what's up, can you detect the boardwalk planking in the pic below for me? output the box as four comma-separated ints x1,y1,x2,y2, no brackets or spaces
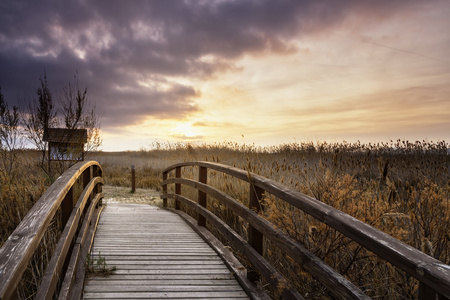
84,203,249,299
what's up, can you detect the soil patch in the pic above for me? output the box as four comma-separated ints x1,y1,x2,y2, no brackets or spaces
102,185,162,206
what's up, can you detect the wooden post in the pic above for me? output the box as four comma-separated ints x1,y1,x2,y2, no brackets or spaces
83,166,91,189
47,142,51,175
131,165,136,193
198,166,207,226
93,165,102,206
419,282,438,300
248,183,264,282
175,167,181,210
83,166,91,205
162,172,168,208
61,187,74,228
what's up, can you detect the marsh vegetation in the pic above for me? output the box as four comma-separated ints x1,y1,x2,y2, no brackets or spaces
1,139,448,299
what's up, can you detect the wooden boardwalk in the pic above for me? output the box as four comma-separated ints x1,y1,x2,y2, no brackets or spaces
84,203,250,299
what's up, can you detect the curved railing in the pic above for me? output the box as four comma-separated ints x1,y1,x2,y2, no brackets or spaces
161,161,450,300
0,160,104,300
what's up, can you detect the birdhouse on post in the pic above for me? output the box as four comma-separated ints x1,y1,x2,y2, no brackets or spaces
43,128,88,166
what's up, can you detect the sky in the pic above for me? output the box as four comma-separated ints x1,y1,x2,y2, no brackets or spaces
0,0,449,151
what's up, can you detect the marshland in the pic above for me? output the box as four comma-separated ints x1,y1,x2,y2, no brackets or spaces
1,139,448,299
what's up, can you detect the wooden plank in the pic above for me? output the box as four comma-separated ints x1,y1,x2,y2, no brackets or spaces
85,279,240,286
87,274,235,280
86,279,240,285
108,269,232,275
92,243,207,248
84,291,248,299
84,203,249,299
86,274,236,281
85,285,244,292
90,250,217,255
98,260,225,266
89,264,230,270
89,255,221,261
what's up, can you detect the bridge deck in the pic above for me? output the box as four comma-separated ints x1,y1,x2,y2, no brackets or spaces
83,203,249,299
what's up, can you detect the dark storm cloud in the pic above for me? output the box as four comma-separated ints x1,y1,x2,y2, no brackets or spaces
0,0,428,128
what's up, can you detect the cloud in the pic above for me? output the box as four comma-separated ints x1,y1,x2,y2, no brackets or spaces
0,0,443,135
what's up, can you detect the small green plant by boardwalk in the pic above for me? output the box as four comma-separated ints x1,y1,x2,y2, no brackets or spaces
86,253,116,278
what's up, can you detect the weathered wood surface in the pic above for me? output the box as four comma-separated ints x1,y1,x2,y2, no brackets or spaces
59,194,104,300
163,179,367,300
84,203,250,299
162,162,450,298
172,209,272,300
36,178,104,300
0,160,102,300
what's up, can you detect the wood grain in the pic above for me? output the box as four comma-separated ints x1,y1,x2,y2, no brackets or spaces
83,203,250,299
0,160,103,300
162,161,450,298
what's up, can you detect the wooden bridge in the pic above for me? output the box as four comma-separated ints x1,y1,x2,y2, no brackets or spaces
0,160,449,299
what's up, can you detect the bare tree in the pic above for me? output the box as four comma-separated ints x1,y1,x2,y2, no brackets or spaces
22,72,58,172
60,72,102,155
0,86,22,176
21,71,102,174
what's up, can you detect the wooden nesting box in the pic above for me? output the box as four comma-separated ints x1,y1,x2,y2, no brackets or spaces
43,128,88,162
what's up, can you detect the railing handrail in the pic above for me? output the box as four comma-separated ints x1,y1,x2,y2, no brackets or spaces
0,160,104,300
161,161,450,299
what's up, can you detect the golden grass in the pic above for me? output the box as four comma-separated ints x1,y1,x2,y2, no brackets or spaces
97,139,448,299
1,140,448,299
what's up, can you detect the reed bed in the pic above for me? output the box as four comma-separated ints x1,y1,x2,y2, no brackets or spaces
92,139,449,299
1,140,448,299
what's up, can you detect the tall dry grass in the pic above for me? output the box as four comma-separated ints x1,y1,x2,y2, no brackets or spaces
2,140,448,299
118,140,448,299
0,150,77,299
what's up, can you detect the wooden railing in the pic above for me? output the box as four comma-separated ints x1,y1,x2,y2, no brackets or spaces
161,161,450,300
0,160,104,300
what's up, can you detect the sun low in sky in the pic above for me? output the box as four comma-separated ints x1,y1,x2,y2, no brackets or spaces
1,0,449,151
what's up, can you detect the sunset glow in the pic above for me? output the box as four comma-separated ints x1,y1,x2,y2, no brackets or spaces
1,1,449,151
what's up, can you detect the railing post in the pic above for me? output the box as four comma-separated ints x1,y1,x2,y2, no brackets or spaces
83,166,91,189
83,166,91,205
419,282,438,300
248,183,264,282
61,187,74,228
131,165,136,193
175,167,181,210
93,165,102,206
198,166,207,226
162,172,168,208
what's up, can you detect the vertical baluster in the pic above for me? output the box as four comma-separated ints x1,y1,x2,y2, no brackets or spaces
175,167,181,210
131,165,136,193
61,187,73,229
198,166,207,226
83,166,91,206
248,183,264,281
419,282,437,300
93,165,102,206
162,172,168,208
